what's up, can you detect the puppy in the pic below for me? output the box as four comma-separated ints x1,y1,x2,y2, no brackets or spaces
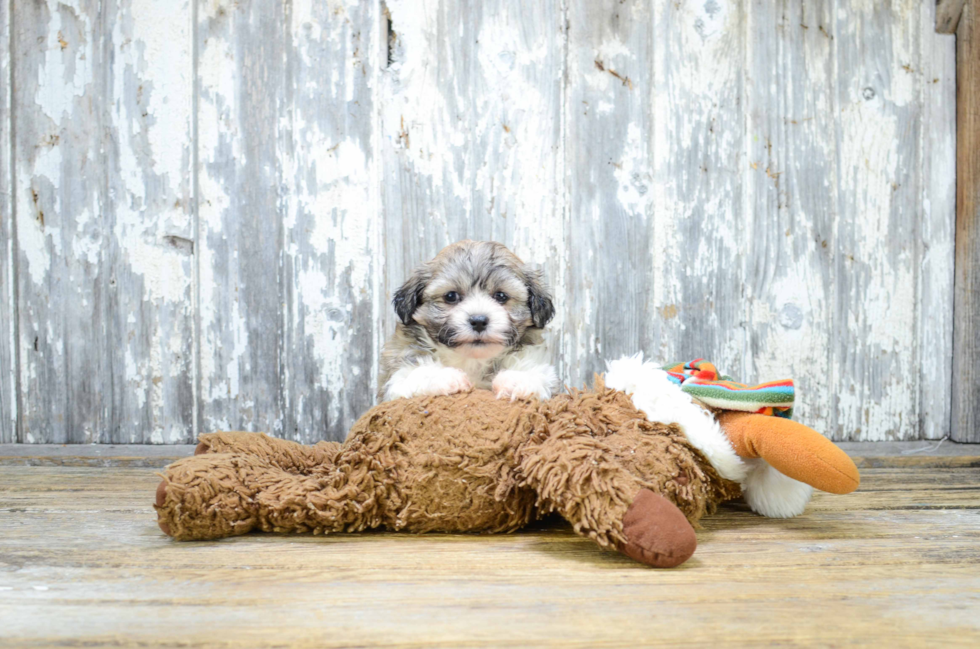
379,240,557,402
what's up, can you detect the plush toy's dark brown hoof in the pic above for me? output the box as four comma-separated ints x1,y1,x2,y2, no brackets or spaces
619,489,697,568
155,480,172,536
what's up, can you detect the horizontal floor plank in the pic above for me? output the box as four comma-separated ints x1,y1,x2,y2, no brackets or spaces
0,466,978,647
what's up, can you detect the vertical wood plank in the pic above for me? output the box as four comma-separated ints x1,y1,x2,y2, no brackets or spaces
918,0,956,439
742,0,837,433
562,0,655,385
380,0,566,370
952,2,980,442
13,0,108,443
0,0,14,443
103,0,195,443
648,0,747,378
196,0,285,435
279,0,381,442
832,0,922,441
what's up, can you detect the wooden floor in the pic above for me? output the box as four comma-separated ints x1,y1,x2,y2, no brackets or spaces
1,458,979,647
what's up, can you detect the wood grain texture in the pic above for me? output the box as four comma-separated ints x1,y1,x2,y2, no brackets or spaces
563,0,656,381
0,0,964,444
0,444,196,467
833,0,926,441
12,1,197,444
196,0,286,437
936,0,967,33
953,2,980,443
197,0,382,443
279,0,381,442
918,0,957,439
13,0,109,443
1,465,978,647
1,0,14,444
743,0,837,433
380,0,567,370
563,0,752,388
103,1,196,443
649,0,748,380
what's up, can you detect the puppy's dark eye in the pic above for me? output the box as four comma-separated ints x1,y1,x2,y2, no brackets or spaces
492,291,508,304
444,291,460,304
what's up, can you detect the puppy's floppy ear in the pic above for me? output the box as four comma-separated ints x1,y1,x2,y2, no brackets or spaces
393,269,428,325
524,267,555,328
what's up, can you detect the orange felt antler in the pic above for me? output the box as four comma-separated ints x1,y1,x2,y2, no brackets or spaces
716,412,860,494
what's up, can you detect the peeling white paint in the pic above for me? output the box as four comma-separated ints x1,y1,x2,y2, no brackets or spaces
302,141,373,290
613,123,652,218
34,3,91,122
16,211,52,285
1,0,13,443
3,0,958,444
103,0,195,442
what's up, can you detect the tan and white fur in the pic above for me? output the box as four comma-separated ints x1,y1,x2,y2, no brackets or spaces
380,240,557,403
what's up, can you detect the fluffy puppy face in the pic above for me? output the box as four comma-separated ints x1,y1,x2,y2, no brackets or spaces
393,241,554,361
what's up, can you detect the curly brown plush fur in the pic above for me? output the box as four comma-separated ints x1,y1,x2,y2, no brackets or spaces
155,378,741,567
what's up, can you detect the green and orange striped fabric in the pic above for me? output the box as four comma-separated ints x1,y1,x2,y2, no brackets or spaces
662,359,794,419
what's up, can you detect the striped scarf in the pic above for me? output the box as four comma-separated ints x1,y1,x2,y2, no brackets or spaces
662,359,794,419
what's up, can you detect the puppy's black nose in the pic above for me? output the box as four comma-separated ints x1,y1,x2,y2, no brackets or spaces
469,315,489,332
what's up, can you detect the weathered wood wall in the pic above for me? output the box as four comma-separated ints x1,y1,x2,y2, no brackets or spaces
952,0,980,443
1,0,12,445
0,0,958,444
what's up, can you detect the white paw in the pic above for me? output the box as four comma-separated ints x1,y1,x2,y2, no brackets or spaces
385,365,473,400
492,370,553,401
420,367,474,396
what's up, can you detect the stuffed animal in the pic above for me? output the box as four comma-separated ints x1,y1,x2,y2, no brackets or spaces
154,356,859,568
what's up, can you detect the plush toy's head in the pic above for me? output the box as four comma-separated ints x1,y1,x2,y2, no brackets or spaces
604,354,858,518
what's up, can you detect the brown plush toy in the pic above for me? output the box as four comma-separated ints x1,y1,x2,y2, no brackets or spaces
155,357,859,568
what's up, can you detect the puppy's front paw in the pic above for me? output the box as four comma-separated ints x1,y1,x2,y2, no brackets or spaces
493,370,552,401
385,364,474,400
421,366,474,396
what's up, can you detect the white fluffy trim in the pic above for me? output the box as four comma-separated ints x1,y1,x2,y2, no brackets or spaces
740,459,814,518
605,353,815,519
605,354,748,483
